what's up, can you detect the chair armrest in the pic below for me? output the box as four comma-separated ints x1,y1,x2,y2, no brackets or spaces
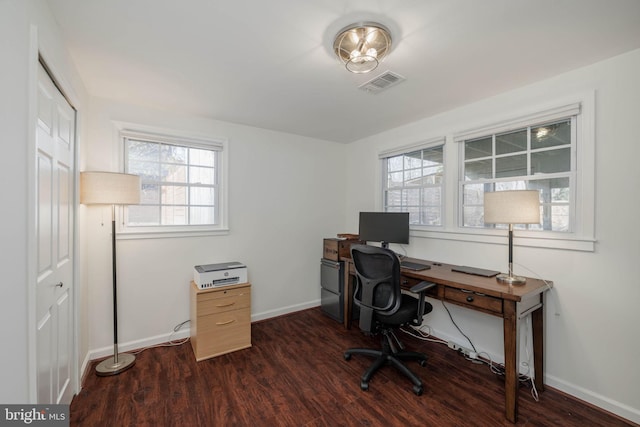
410,281,436,294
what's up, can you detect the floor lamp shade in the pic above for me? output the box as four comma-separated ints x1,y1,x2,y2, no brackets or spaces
80,171,140,375
80,171,140,205
483,190,540,285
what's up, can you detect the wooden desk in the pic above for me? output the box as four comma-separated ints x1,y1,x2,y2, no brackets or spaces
342,257,552,423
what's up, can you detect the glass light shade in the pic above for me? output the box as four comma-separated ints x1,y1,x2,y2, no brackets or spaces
484,190,540,225
80,171,141,205
333,22,392,74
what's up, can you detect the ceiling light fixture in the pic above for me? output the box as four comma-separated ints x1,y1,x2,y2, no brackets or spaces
333,22,392,74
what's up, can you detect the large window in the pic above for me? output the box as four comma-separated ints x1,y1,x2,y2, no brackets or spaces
382,141,444,226
122,130,225,232
459,108,578,232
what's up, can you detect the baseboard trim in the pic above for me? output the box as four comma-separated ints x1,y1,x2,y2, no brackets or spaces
544,374,640,425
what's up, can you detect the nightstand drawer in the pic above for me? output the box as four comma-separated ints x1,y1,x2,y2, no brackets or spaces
444,287,502,315
197,289,250,316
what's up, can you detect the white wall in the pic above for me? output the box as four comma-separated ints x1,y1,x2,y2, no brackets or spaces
82,98,347,361
345,49,640,423
0,0,88,403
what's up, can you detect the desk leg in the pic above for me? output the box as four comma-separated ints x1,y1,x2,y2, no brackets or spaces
531,303,545,392
503,300,519,423
343,263,353,329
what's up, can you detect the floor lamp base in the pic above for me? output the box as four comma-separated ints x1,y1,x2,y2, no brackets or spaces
496,273,527,285
95,353,136,376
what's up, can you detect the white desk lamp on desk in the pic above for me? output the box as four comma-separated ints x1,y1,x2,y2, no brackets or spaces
483,190,540,285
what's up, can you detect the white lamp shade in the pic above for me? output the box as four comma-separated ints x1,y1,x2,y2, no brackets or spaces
80,171,141,205
483,190,540,225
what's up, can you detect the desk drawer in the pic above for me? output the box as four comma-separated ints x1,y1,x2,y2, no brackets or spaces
444,287,502,315
197,288,251,316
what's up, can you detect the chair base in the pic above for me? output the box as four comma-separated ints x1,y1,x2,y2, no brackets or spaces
344,331,427,396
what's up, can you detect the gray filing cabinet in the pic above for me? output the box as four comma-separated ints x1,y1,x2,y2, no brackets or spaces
320,259,344,322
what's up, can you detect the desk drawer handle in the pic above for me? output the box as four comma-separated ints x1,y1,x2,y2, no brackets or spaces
466,296,474,303
216,302,236,307
216,319,236,326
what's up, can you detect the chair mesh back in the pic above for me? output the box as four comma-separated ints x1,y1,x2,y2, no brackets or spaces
351,245,402,333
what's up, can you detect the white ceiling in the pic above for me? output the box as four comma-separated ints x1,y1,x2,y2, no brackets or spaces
46,0,640,143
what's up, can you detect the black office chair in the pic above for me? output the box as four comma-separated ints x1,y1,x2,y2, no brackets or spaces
344,245,435,395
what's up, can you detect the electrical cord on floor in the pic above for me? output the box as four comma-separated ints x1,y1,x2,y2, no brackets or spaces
131,320,191,356
441,300,478,353
400,324,449,346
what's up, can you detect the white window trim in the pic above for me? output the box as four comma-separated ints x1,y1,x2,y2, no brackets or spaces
113,121,230,240
377,92,596,252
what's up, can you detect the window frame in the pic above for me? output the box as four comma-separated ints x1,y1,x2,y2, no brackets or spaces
386,93,595,252
380,137,446,228
117,125,229,239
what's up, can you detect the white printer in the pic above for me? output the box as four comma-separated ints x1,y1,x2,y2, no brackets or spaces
193,261,248,290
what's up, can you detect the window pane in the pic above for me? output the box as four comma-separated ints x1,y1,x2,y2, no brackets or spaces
162,185,187,204
129,160,160,181
465,137,492,160
532,120,570,149
190,187,215,205
190,148,216,167
190,207,215,225
550,205,570,231
463,206,485,227
403,188,420,206
387,172,403,188
421,207,441,226
162,164,187,183
404,168,422,184
496,154,526,178
463,183,487,205
128,205,159,226
161,206,187,225
404,151,423,169
387,156,403,172
496,130,526,155
531,148,570,174
161,144,187,163
465,159,492,180
128,140,159,161
140,183,159,204
385,189,402,207
189,166,215,185
422,187,441,207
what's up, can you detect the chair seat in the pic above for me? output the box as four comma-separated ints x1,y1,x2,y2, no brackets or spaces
375,294,431,326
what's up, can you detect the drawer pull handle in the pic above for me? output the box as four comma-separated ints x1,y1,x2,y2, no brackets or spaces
216,302,236,307
216,319,235,326
466,296,474,303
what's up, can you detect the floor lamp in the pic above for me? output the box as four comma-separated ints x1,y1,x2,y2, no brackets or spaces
483,190,540,285
80,171,141,375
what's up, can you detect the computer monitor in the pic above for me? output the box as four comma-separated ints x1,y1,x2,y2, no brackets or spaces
358,212,410,248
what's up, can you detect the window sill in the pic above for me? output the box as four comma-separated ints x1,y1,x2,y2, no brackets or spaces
117,227,230,240
411,227,595,252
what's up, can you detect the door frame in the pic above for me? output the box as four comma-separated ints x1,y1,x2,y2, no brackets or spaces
27,25,82,403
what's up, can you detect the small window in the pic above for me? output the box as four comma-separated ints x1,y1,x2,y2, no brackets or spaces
122,130,226,233
382,143,444,226
460,118,574,232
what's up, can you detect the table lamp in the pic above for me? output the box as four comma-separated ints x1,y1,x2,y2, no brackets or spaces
81,171,140,375
483,190,540,285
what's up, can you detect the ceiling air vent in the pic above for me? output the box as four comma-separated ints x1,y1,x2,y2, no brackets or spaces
358,71,406,94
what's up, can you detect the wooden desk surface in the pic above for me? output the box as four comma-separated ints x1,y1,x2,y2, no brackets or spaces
397,258,552,302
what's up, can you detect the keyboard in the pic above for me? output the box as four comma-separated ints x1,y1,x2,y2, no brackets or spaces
451,265,500,277
400,261,431,271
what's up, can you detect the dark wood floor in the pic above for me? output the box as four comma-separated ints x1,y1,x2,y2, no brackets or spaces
71,308,635,427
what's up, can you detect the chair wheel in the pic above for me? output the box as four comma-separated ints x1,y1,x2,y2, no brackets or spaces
344,353,351,361
413,385,423,396
360,381,369,391
419,359,427,367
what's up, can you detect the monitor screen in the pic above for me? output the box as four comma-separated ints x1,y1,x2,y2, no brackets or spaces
358,212,410,248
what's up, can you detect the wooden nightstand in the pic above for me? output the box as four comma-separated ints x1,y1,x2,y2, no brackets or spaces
190,281,251,361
